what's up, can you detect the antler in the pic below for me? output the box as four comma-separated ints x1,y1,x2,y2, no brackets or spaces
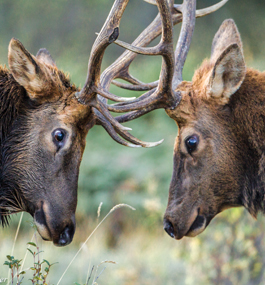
105,0,228,123
75,0,164,148
76,0,228,146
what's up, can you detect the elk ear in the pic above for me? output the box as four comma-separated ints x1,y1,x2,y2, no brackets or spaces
36,48,56,67
8,38,47,99
211,19,243,63
207,43,246,102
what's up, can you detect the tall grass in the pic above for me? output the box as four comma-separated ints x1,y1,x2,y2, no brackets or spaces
3,204,135,285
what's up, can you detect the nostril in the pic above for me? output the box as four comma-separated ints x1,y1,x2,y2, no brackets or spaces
57,225,74,247
164,219,175,239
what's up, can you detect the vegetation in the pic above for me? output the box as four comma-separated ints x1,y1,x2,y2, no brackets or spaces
1,0,265,284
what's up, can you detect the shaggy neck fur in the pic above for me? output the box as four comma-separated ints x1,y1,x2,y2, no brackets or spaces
229,68,265,216
0,66,26,225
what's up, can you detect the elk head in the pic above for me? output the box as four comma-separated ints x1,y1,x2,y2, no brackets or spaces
1,0,162,246
93,0,235,240
163,19,246,239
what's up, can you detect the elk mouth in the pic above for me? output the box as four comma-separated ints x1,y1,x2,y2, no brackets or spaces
34,203,52,241
164,207,207,240
185,214,206,237
33,202,75,247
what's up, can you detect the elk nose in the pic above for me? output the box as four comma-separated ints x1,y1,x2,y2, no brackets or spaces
57,225,75,247
163,218,175,239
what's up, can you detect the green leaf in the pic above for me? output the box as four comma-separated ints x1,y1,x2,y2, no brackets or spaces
50,262,59,266
43,259,50,266
6,255,13,261
27,242,37,247
4,261,11,265
27,248,34,255
3,262,11,269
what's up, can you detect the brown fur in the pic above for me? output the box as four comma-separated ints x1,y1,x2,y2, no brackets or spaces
163,19,265,240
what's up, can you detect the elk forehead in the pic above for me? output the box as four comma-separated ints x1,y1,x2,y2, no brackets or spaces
33,64,91,125
166,81,196,125
57,94,92,126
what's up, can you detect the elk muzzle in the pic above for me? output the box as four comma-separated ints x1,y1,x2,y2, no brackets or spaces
34,201,76,246
163,204,209,240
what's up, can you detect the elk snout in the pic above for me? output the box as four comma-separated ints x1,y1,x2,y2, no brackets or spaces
163,207,207,239
163,219,175,238
57,223,75,247
34,202,76,246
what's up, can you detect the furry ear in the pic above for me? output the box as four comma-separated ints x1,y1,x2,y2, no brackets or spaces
36,48,56,67
207,43,245,102
8,38,49,100
211,19,243,63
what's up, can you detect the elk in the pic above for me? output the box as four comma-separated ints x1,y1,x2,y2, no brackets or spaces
0,2,167,247
97,0,265,240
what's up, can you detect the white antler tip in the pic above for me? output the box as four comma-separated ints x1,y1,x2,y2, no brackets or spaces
143,0,157,5
128,144,142,148
120,96,136,102
122,126,132,131
145,138,164,148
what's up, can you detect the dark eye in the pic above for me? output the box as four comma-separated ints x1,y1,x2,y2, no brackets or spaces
54,129,65,142
185,135,199,154
52,129,67,150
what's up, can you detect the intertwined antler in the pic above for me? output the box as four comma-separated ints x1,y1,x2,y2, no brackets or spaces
77,0,228,147
107,0,228,123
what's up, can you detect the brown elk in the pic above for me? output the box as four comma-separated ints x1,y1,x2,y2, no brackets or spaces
0,1,167,246
98,0,264,240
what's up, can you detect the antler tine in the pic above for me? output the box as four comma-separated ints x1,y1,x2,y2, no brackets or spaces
172,0,229,88
76,0,136,104
94,106,163,147
173,0,196,88
191,0,229,18
112,80,158,91
93,108,141,148
115,105,158,124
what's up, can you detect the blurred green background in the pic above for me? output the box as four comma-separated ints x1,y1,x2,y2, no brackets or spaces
1,0,265,284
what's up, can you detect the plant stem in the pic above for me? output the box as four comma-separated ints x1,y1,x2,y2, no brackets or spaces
56,204,135,285
7,212,24,285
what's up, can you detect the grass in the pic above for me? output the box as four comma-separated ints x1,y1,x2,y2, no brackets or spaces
2,205,265,285
1,204,136,285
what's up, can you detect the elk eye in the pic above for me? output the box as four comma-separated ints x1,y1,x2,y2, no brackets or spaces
52,129,66,149
54,130,64,142
185,135,199,154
